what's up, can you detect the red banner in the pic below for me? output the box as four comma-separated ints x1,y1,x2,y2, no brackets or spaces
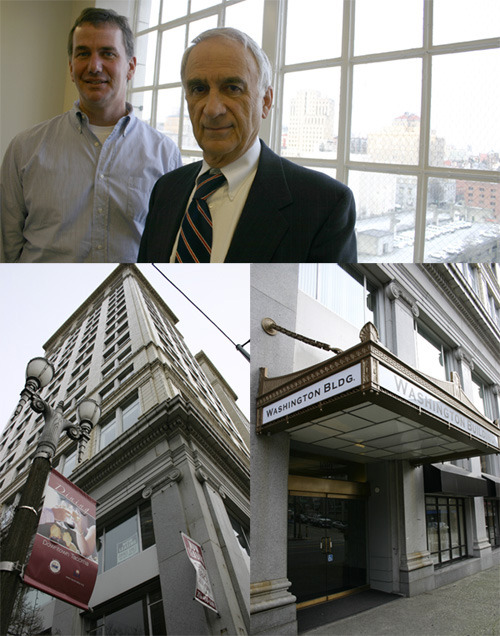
23,469,98,610
181,532,218,613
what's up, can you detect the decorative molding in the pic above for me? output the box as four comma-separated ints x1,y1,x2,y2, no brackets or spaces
385,280,419,317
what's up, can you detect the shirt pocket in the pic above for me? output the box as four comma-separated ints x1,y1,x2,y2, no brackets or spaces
126,177,149,222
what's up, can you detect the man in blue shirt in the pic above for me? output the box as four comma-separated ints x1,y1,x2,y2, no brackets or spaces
0,8,181,263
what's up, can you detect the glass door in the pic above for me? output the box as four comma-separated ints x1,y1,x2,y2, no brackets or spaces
287,494,366,605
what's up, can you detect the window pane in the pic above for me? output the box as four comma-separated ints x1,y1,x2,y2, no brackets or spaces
430,50,500,168
285,0,343,64
191,0,218,12
438,507,451,561
122,398,140,432
157,87,183,145
149,597,167,635
100,417,117,449
349,171,417,262
282,68,340,159
471,376,485,415
159,26,186,85
424,178,500,262
298,264,374,330
104,512,139,571
131,89,153,126
188,15,219,42
433,0,500,45
415,326,446,381
162,0,188,23
137,0,160,29
133,31,157,88
105,600,145,635
354,0,423,55
139,500,156,550
225,0,264,46
352,59,422,164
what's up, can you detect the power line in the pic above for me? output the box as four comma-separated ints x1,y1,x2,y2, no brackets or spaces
151,264,250,362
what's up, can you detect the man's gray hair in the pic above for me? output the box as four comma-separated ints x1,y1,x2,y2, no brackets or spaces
180,27,273,96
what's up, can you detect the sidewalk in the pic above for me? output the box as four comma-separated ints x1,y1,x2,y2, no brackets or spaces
301,564,500,635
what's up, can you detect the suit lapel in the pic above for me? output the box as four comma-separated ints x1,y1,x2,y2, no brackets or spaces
225,142,293,262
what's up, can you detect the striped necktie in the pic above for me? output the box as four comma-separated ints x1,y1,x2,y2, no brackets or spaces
175,170,227,263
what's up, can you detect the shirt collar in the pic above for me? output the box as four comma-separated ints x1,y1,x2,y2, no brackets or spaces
200,137,261,200
72,101,135,136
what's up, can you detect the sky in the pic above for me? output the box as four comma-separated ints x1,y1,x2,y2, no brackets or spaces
0,264,250,433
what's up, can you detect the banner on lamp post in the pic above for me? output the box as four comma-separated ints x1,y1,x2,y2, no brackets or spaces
181,532,218,613
23,469,98,610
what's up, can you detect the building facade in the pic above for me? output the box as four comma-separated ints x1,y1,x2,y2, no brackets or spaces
0,265,250,635
251,263,500,635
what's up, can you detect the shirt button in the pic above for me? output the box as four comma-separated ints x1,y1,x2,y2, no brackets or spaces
100,174,105,180
97,245,103,250
94,141,100,147
97,208,103,214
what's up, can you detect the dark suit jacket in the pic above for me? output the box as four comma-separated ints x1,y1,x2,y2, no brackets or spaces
138,140,357,262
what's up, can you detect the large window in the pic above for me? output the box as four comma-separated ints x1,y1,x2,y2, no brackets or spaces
97,500,155,573
132,0,499,262
425,495,467,565
484,499,500,548
299,264,375,330
98,394,140,451
414,324,448,382
87,583,166,635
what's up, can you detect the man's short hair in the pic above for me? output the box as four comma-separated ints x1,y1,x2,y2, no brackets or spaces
68,7,135,59
180,27,273,96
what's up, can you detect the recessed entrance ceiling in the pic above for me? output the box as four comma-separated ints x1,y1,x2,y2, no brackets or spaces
288,400,473,463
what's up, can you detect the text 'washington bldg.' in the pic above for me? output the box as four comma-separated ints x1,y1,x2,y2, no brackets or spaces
0,265,250,635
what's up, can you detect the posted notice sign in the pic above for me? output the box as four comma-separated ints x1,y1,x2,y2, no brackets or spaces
181,532,218,613
23,469,98,610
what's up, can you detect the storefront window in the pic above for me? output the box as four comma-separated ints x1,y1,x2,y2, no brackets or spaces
484,499,500,548
426,495,467,565
97,500,155,573
87,585,166,635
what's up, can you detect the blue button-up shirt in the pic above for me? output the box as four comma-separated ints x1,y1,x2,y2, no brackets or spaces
0,103,182,262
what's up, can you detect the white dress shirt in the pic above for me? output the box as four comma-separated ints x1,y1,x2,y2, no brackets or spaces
170,137,261,263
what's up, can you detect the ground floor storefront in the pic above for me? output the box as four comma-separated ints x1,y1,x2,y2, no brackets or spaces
252,323,500,634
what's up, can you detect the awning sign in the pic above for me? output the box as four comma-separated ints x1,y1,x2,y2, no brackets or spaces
181,532,218,613
379,365,499,448
262,363,362,424
23,469,98,610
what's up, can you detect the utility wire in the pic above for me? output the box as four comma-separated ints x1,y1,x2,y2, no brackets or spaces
152,264,250,362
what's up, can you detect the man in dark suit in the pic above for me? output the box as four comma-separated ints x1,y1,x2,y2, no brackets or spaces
138,27,357,263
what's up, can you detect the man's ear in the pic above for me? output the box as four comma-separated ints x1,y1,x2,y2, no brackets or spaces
69,58,75,83
127,56,137,81
262,86,273,119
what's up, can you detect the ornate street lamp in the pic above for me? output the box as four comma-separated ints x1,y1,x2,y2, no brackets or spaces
0,358,100,635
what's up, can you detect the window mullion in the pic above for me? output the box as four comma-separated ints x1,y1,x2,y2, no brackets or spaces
262,0,285,151
336,0,355,185
413,0,434,263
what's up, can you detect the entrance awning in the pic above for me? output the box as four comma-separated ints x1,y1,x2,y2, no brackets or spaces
257,323,499,465
483,473,500,497
424,463,488,497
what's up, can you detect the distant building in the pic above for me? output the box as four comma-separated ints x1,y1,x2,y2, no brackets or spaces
287,90,335,154
0,265,250,635
367,113,445,165
456,181,500,222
